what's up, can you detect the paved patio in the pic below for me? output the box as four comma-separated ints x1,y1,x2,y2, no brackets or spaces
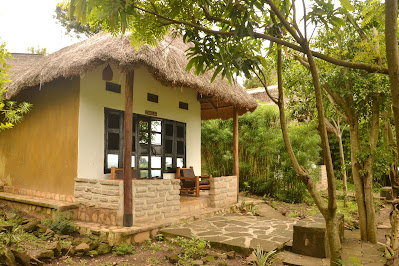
161,199,386,265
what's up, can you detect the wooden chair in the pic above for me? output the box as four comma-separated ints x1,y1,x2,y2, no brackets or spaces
176,166,212,197
110,167,138,180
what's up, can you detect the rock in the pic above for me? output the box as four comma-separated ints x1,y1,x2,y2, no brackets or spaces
11,249,31,266
72,237,92,246
61,242,72,255
0,247,16,266
5,212,17,220
246,251,257,264
96,243,111,255
165,254,179,263
58,234,70,239
22,219,40,232
204,255,216,262
43,228,55,238
75,243,90,253
193,259,204,265
86,250,99,257
90,240,100,250
48,241,62,257
36,224,48,233
36,250,54,261
227,251,236,259
0,225,13,232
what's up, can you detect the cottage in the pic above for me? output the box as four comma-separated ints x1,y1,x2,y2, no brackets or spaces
0,33,257,226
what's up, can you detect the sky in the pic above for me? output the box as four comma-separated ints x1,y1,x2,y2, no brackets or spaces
0,0,84,54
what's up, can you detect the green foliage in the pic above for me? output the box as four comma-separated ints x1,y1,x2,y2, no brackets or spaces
0,42,32,131
112,243,136,256
54,3,100,37
27,45,48,55
175,235,210,264
254,246,276,266
202,104,321,203
50,212,77,235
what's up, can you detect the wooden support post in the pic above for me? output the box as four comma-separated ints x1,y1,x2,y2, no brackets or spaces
123,70,134,227
233,107,239,202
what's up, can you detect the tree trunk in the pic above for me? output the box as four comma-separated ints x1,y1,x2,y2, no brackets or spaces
275,47,342,265
337,132,348,207
385,0,399,257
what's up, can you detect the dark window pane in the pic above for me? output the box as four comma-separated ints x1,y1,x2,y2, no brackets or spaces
165,139,173,154
179,101,188,110
106,82,121,93
140,145,149,155
108,114,120,129
132,136,136,152
165,124,173,137
177,141,184,155
152,145,162,156
147,93,158,103
108,133,119,150
177,125,184,138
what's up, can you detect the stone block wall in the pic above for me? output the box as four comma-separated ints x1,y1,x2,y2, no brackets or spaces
133,179,181,224
74,178,123,226
209,176,237,208
74,178,181,226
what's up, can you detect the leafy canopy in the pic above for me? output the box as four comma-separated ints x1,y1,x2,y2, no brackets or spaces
0,42,32,131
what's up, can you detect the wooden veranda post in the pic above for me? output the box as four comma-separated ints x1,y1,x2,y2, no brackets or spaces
233,107,239,202
123,70,134,227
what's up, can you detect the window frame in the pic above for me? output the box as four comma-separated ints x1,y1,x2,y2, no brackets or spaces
104,108,186,177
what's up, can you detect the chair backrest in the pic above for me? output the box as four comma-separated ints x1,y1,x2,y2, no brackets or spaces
111,167,138,180
176,166,195,179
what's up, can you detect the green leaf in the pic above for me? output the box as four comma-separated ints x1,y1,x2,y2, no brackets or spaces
211,65,223,82
339,0,355,12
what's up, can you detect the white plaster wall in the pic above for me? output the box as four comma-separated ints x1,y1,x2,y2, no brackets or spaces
78,65,201,179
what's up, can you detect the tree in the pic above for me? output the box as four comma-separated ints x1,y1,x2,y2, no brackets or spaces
54,4,100,37
0,43,32,131
27,45,48,55
64,0,393,263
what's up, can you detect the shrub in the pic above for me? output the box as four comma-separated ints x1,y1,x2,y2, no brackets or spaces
112,243,135,256
50,212,77,235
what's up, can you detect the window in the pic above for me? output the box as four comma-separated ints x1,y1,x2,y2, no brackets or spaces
106,82,121,93
147,93,159,103
104,108,186,178
179,101,188,110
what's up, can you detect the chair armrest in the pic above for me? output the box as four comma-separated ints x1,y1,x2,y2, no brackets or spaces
200,174,212,180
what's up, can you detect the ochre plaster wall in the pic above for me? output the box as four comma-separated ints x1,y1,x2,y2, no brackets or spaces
0,78,80,196
78,65,202,179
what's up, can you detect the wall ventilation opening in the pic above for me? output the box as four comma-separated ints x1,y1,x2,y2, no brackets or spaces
179,102,188,110
106,82,121,93
147,93,159,103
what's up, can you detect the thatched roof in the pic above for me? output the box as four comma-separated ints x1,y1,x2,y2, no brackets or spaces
246,85,288,104
5,33,257,120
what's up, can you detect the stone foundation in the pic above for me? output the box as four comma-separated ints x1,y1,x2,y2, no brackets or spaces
0,199,59,219
74,178,181,226
132,179,181,224
74,178,124,226
209,176,237,208
3,186,74,202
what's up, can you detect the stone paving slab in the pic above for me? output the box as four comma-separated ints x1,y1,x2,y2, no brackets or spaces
161,213,299,255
